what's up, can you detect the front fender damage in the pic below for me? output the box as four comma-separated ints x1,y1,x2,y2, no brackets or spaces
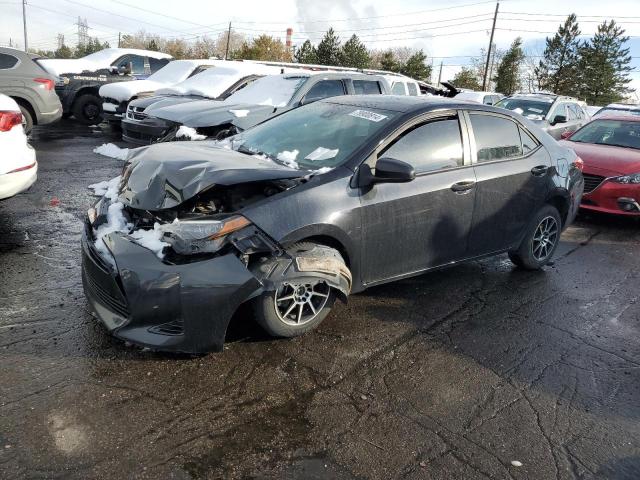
247,244,352,302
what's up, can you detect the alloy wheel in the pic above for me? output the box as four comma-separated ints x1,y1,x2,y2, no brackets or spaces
532,216,559,261
274,281,330,326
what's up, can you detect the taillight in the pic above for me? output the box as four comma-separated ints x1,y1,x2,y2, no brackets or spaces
8,162,36,173
0,111,23,132
573,156,584,171
34,78,54,90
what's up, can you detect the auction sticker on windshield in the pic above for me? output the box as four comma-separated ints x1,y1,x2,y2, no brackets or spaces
349,110,387,122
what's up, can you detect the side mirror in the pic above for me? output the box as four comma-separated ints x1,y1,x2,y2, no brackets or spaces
372,158,415,183
560,131,573,140
551,114,567,126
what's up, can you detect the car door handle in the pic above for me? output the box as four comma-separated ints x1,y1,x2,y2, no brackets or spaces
531,165,548,176
451,180,476,193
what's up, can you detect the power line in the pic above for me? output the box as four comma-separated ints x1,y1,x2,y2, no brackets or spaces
108,0,228,30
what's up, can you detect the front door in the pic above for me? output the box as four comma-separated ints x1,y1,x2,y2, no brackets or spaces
360,112,477,285
464,111,552,256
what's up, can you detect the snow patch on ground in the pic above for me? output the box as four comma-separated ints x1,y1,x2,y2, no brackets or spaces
93,143,130,161
88,176,121,201
229,109,250,118
276,149,299,169
176,126,206,140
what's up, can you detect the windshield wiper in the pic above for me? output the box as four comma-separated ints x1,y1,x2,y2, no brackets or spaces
236,144,279,162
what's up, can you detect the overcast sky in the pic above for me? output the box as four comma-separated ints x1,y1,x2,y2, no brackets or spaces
1,0,638,97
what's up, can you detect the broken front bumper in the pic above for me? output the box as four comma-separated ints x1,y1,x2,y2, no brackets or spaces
81,224,261,353
121,116,174,145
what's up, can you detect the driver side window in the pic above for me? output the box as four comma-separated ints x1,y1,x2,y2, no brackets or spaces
382,117,464,174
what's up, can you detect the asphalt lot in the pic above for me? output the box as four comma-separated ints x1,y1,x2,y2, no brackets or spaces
1,121,639,480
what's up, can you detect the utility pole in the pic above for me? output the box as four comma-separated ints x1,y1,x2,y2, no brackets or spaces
487,43,496,91
224,22,231,60
437,61,443,86
22,0,28,52
482,1,499,91
118,32,121,48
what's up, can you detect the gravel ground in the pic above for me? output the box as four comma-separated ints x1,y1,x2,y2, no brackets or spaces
1,121,639,479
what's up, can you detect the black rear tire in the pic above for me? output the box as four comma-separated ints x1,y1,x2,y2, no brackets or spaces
72,94,103,124
508,204,562,270
18,104,33,134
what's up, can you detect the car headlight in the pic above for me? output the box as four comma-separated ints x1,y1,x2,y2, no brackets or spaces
612,173,640,184
158,215,251,255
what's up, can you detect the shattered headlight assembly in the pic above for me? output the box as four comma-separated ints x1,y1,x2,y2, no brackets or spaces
611,173,640,184
158,215,251,255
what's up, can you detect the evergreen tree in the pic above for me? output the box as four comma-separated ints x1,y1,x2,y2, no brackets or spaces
450,67,482,90
400,50,431,80
236,35,291,62
494,37,524,95
536,14,581,95
577,20,632,105
54,44,73,59
295,40,318,64
339,34,370,68
380,50,399,72
316,28,341,66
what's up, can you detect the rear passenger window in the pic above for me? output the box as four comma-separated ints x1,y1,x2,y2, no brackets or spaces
469,114,523,162
353,80,382,95
519,127,538,153
407,83,418,96
383,118,464,173
391,82,406,95
149,57,170,72
304,80,345,103
0,53,19,69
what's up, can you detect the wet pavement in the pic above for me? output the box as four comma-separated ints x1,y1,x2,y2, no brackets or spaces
1,121,639,479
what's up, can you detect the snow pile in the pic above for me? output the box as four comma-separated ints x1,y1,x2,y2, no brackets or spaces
176,126,206,140
93,143,130,161
277,149,300,169
93,201,132,263
229,109,250,118
88,176,121,201
130,225,170,259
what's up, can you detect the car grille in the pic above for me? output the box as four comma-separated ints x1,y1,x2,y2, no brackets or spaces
583,173,606,193
126,105,147,121
84,265,130,318
122,127,156,143
149,319,184,336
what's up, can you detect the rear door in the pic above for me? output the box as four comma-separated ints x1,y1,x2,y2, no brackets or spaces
360,111,477,284
464,111,551,256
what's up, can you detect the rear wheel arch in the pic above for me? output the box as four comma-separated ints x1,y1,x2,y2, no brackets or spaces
11,96,37,125
545,194,570,227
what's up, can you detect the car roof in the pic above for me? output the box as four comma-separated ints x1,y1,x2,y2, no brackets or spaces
322,94,471,112
593,115,640,123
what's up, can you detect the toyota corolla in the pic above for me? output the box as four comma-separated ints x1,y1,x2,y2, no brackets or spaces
82,96,584,354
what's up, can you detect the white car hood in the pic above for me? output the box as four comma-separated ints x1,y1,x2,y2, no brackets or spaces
100,79,163,102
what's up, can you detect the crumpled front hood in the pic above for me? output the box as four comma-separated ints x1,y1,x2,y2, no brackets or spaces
119,141,305,210
151,100,277,128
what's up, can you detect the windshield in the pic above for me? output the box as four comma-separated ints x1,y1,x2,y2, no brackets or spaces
225,75,307,107
495,98,553,120
570,119,640,150
230,102,396,170
158,68,246,99
147,61,210,84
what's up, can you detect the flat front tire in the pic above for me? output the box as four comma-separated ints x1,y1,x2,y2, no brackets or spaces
509,204,562,270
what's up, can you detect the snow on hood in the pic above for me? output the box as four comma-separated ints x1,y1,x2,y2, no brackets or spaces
99,60,217,102
155,63,282,99
119,141,309,210
39,48,171,76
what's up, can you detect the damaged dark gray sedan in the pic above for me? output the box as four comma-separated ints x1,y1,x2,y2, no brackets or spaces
82,96,584,354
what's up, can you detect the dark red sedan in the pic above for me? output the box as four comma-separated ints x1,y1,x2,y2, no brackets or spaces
560,115,640,216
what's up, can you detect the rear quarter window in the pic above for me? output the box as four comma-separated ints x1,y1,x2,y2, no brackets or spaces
0,53,19,69
391,82,407,95
407,83,418,96
469,113,524,162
